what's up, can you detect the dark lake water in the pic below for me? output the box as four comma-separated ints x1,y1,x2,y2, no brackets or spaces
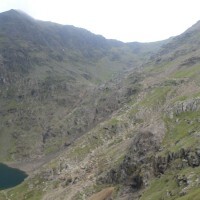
0,163,28,190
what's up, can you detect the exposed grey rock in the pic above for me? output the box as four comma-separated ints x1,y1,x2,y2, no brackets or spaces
166,98,200,118
176,174,188,186
99,131,160,190
187,152,200,167
99,143,200,197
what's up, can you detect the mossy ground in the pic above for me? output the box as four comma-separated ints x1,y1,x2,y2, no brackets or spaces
141,166,200,200
162,111,200,153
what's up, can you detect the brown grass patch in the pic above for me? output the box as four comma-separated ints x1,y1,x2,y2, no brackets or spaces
88,187,115,200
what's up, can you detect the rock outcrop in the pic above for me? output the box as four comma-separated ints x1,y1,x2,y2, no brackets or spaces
166,98,200,118
99,131,159,190
99,129,200,196
154,148,200,175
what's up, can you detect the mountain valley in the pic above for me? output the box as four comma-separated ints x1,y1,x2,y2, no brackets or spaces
0,9,200,200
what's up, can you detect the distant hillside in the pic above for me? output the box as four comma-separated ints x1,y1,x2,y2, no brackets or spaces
0,9,163,162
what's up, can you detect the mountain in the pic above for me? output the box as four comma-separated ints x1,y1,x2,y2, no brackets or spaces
0,9,162,162
1,9,200,200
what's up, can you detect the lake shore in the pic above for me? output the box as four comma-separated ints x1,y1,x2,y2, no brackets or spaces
4,147,67,175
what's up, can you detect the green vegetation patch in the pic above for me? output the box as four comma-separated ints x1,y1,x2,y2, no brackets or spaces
141,173,177,200
176,187,200,200
141,86,171,108
162,111,200,153
171,64,200,79
141,166,200,200
1,175,45,200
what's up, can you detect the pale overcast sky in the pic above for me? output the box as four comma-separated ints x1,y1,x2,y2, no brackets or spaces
1,0,200,42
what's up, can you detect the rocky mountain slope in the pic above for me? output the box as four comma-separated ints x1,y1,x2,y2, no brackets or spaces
0,9,200,200
0,9,163,162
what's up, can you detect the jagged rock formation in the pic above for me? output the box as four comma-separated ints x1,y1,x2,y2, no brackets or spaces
154,148,200,174
99,131,159,187
167,98,200,118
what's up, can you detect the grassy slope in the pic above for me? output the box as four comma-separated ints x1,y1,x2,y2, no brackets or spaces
137,28,200,199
